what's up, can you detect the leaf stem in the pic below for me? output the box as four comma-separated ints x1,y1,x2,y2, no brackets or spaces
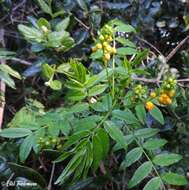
96,100,116,128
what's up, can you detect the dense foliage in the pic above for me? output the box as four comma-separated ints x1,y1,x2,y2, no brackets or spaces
0,0,189,190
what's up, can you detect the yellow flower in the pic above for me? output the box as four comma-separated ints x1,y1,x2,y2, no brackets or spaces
158,93,172,105
103,41,109,47
166,97,172,105
104,53,111,61
107,36,113,42
105,45,112,52
111,47,117,54
96,43,102,49
145,101,155,111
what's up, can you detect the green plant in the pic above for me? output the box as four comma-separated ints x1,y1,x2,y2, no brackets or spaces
18,17,74,52
0,19,188,190
0,50,21,88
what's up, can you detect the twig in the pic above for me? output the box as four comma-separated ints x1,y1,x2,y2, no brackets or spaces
6,172,15,185
166,36,189,62
48,163,55,190
73,16,90,30
132,76,189,84
133,36,189,85
136,36,164,56
11,58,32,66
0,29,6,129
12,0,27,11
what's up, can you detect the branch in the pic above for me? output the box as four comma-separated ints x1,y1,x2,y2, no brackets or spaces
136,36,164,56
166,36,189,62
132,76,189,86
48,163,55,190
134,36,189,85
11,58,32,66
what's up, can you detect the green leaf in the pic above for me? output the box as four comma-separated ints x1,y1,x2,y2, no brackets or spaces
132,49,149,66
90,94,112,112
92,134,103,171
90,49,103,59
112,109,139,125
68,103,89,113
104,121,126,149
56,17,70,31
8,162,46,187
54,152,72,163
66,90,87,101
135,104,146,124
162,172,188,186
63,131,89,149
70,61,87,83
153,153,182,166
97,128,109,159
150,106,164,125
73,117,97,133
143,139,167,150
0,70,15,88
56,63,70,74
37,18,51,29
68,177,94,190
48,80,62,90
134,128,160,139
41,63,54,79
55,150,84,184
18,24,44,43
117,47,137,56
88,84,108,96
0,128,32,138
115,22,136,33
47,31,69,47
8,107,39,129
128,161,153,188
114,135,134,151
19,135,35,162
116,37,136,48
0,64,21,79
121,147,143,168
0,49,16,59
37,0,52,15
143,177,161,190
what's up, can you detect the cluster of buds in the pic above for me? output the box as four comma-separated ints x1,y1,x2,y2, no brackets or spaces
133,85,147,100
158,93,173,105
145,76,177,111
162,76,177,91
159,76,176,105
38,136,62,150
92,24,116,62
